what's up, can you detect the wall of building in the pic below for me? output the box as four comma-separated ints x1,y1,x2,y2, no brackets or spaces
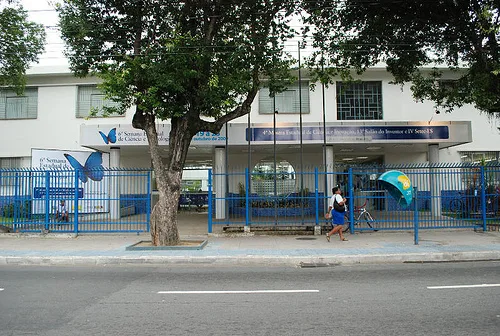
2,65,497,171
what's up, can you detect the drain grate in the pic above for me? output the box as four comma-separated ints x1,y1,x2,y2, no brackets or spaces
299,262,339,268
295,237,318,240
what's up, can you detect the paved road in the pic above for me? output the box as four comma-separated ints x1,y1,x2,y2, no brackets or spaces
0,262,499,336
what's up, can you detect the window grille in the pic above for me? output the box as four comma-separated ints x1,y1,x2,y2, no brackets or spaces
0,158,22,186
336,81,382,120
77,86,122,118
0,88,38,119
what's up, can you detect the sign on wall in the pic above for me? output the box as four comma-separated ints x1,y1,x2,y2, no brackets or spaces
81,124,228,146
248,126,450,142
31,149,110,214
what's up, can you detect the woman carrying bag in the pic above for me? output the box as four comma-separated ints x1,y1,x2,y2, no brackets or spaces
325,186,348,242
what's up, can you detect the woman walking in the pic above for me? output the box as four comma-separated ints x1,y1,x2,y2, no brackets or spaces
326,186,348,242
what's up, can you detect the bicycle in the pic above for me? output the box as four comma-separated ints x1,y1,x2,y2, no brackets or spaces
343,199,377,232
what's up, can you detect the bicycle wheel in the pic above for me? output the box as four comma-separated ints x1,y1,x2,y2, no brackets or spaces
362,211,378,231
342,213,350,233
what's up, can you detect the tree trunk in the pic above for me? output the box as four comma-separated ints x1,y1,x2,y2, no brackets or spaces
140,114,192,246
150,174,180,246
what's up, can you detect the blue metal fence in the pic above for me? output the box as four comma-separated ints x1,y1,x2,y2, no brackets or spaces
209,163,500,233
2,163,499,234
0,168,151,233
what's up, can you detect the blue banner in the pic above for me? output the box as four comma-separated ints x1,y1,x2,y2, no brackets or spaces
247,126,449,141
33,187,84,199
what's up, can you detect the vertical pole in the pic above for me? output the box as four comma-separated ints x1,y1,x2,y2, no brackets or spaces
480,165,487,231
74,170,79,235
13,172,19,226
273,102,277,226
225,124,229,220
146,170,151,233
314,168,319,226
348,167,354,233
44,171,50,227
298,41,304,224
245,168,250,228
247,99,252,225
414,187,419,245
321,60,328,215
208,169,213,233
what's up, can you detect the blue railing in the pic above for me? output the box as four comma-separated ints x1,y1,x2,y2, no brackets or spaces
2,163,499,234
209,163,500,233
0,168,151,233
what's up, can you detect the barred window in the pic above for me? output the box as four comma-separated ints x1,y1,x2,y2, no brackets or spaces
460,151,499,164
0,158,22,186
336,81,383,120
259,81,310,114
77,86,122,118
0,88,38,120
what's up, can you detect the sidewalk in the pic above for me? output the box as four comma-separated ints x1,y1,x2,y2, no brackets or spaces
1,230,500,266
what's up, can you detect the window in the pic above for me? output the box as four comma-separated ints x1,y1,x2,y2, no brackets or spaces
259,81,309,114
77,86,122,118
0,88,38,119
0,158,22,186
460,151,499,164
251,158,296,196
336,81,382,120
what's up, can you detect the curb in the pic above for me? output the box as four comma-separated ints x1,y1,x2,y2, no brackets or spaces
0,233,77,239
1,251,499,267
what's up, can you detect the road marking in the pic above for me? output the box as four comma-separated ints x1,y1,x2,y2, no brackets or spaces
427,284,500,290
158,290,319,294
0,288,4,291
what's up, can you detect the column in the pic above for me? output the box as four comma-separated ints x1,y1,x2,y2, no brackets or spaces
214,147,226,219
110,147,120,220
429,144,441,217
325,145,335,196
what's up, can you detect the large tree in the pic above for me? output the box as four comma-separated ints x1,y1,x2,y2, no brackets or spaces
56,0,298,245
304,0,500,114
0,0,46,93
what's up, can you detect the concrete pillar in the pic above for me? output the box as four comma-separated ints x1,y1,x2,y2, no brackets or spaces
325,145,335,196
214,147,226,219
429,144,441,217
110,147,120,220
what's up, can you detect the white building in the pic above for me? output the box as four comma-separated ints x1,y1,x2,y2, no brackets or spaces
1,65,499,203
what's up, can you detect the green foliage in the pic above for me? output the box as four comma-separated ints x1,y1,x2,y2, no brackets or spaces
0,0,46,94
304,0,500,114
1,200,31,218
238,182,246,197
57,0,298,124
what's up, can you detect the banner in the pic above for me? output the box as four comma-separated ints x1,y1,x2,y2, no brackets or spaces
248,126,449,142
31,149,110,214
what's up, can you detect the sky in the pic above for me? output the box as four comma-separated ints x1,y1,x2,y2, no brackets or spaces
21,0,66,66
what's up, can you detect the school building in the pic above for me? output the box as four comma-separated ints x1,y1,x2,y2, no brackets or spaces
0,64,499,232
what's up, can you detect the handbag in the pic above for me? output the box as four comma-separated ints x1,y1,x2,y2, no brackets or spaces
334,198,345,212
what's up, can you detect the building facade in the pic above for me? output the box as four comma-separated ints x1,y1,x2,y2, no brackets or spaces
1,65,499,204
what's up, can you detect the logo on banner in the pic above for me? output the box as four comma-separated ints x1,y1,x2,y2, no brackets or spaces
99,128,117,144
64,152,104,183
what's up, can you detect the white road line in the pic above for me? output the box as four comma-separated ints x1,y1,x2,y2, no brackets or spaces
0,288,4,291
427,284,500,290
158,290,319,294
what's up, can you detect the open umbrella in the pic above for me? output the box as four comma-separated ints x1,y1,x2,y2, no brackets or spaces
378,170,413,208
